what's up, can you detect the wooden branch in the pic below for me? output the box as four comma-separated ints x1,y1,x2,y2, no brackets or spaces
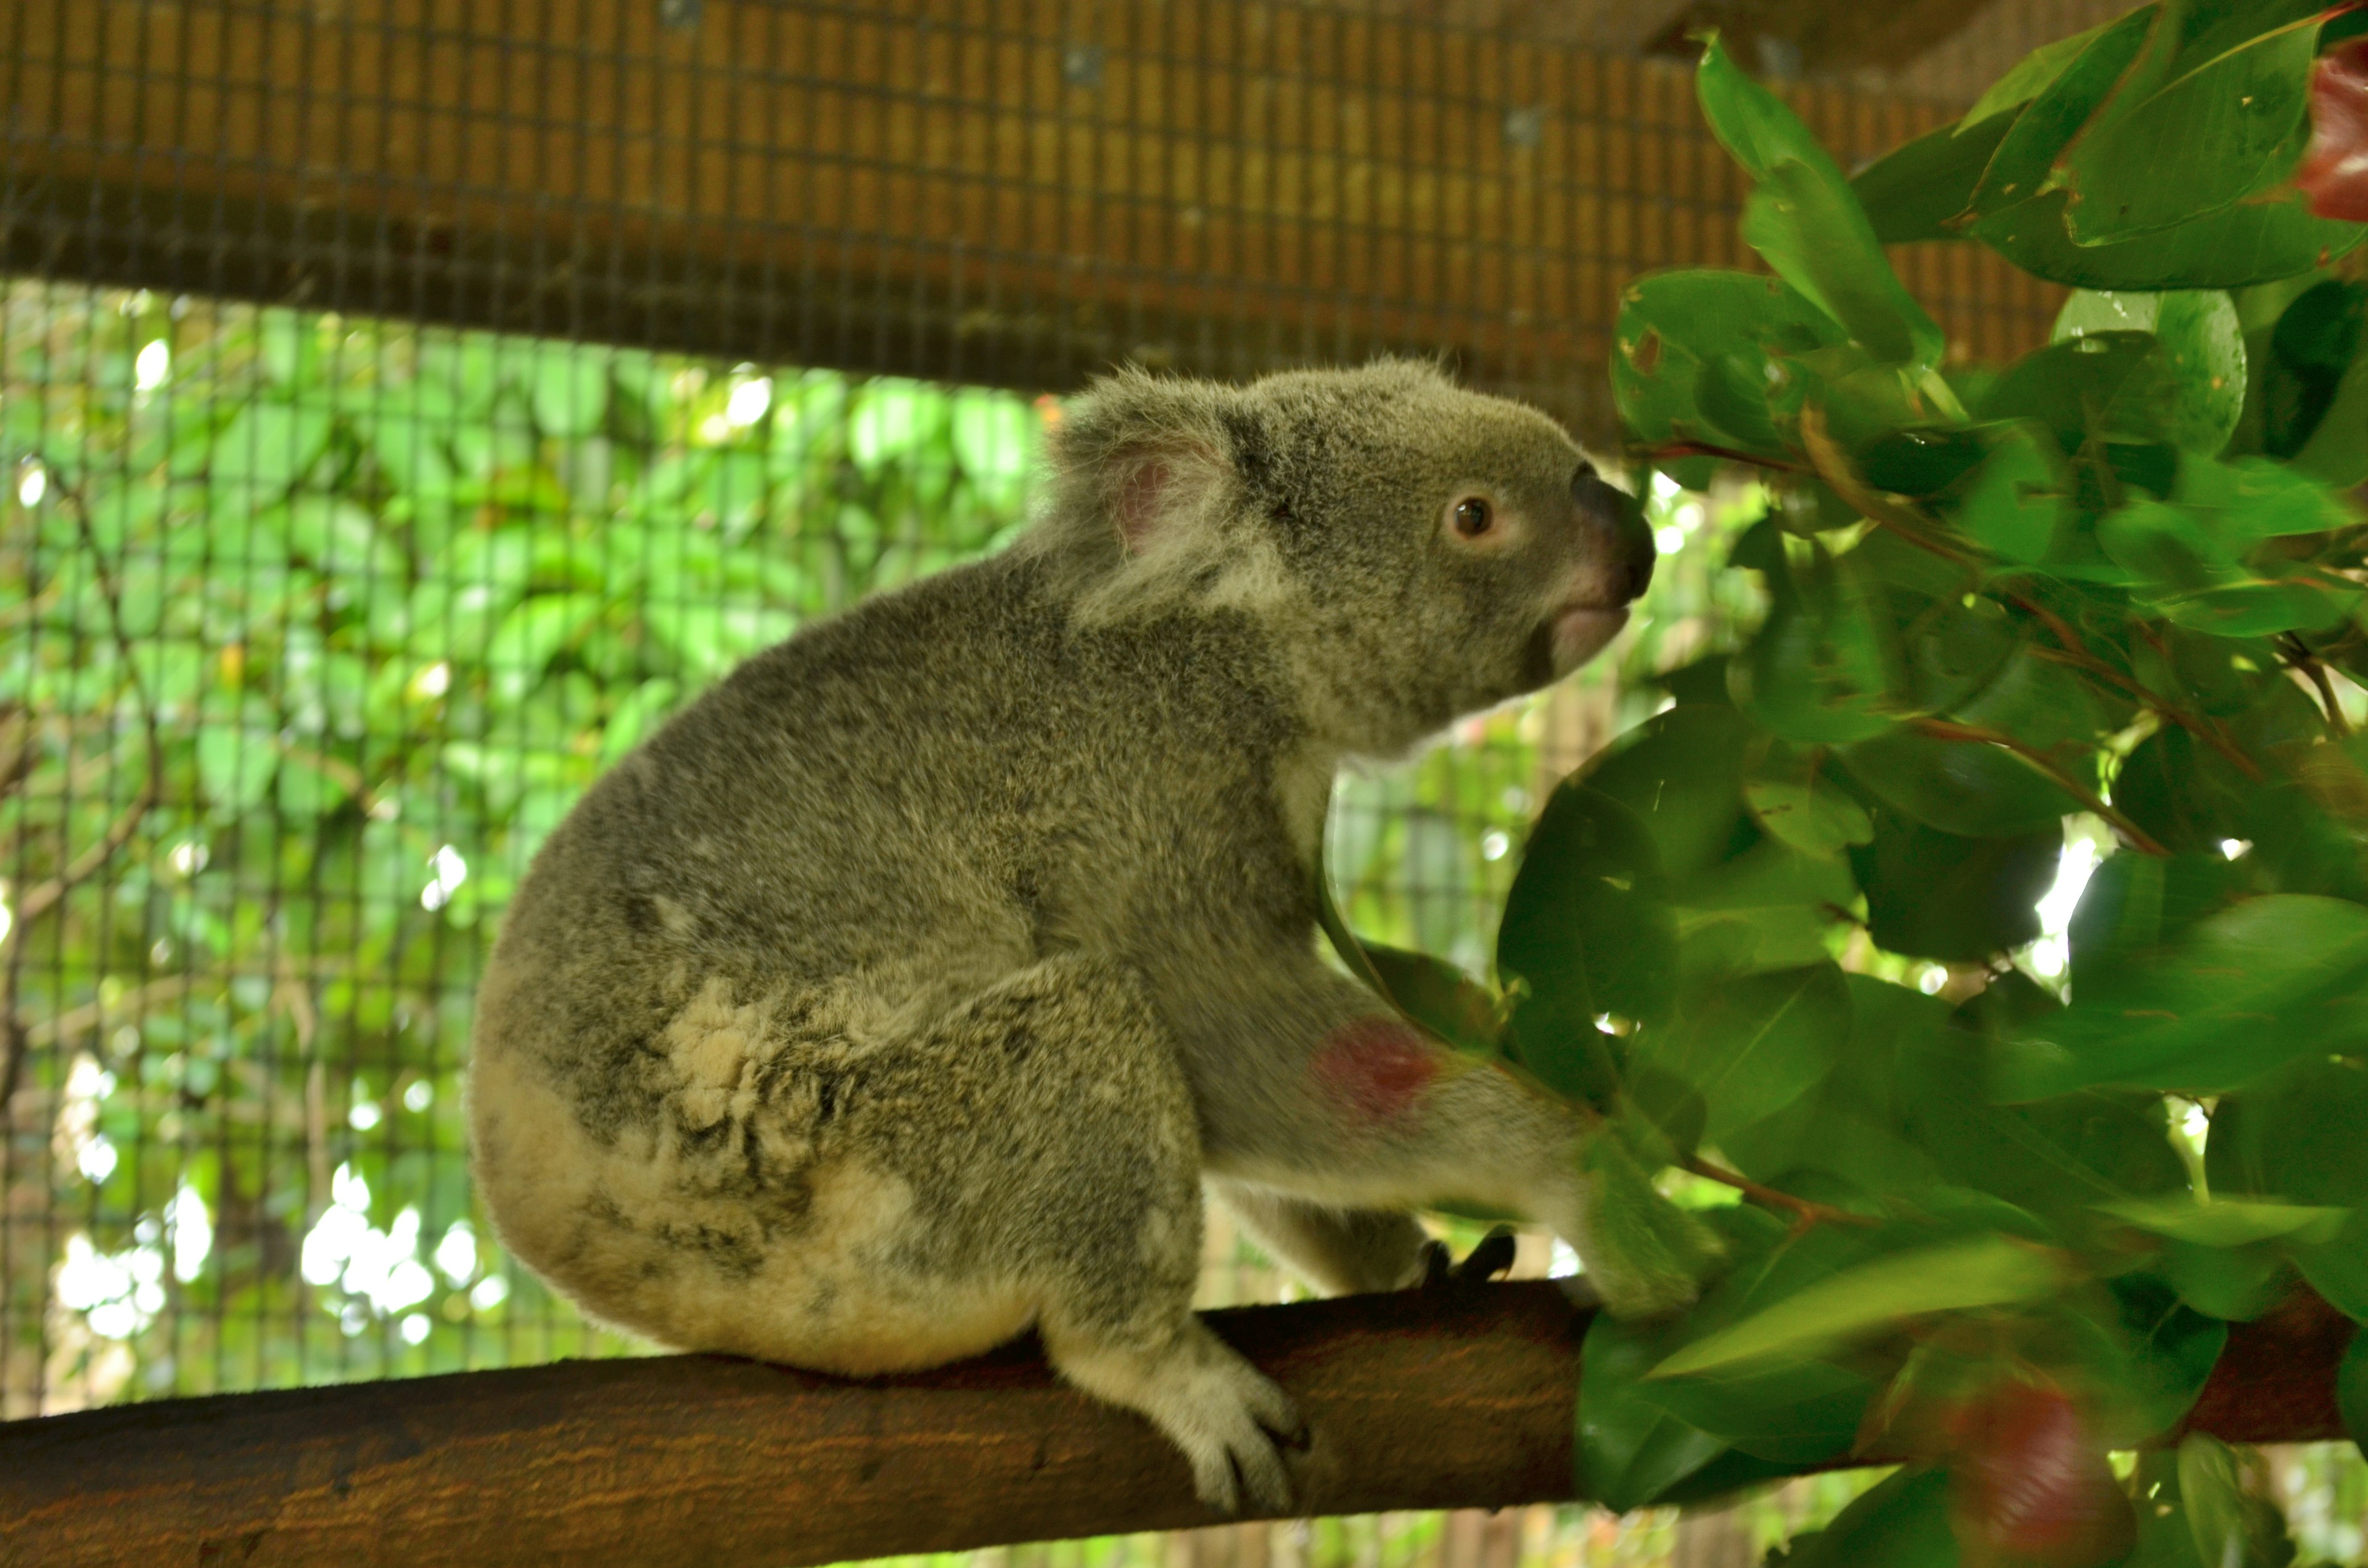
0,1283,2353,1568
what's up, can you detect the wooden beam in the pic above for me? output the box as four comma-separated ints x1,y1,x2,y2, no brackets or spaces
0,0,2061,442
0,1283,2354,1568
1643,0,2010,75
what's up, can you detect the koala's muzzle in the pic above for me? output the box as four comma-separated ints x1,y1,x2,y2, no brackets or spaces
1572,464,1655,603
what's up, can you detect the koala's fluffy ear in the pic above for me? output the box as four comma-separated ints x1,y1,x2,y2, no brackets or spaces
1038,367,1241,565
1108,441,1230,557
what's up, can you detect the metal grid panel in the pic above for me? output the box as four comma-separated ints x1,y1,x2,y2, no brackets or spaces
0,3,2103,1561
0,1,2062,441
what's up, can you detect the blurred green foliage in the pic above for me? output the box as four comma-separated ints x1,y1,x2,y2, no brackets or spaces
0,288,1037,1400
1330,12,2368,1562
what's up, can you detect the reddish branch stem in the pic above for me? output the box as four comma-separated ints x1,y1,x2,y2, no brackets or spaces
1912,718,2171,856
1683,1155,1877,1229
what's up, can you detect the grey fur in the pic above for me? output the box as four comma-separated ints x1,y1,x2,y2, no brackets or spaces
467,359,1673,1514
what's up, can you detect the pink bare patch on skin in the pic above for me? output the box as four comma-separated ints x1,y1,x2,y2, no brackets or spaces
1312,1017,1439,1127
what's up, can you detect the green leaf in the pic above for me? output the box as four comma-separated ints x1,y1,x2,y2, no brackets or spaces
2341,1329,2368,1455
1745,745,1873,856
1613,270,1848,463
2108,1275,2232,1440
1732,546,1900,745
1497,782,1677,1041
2097,1195,2346,1247
278,496,408,583
1978,184,2368,290
274,750,349,820
485,593,604,701
2175,453,2356,539
1851,111,2015,245
2055,291,2248,455
1848,810,2058,963
2176,1431,2298,1568
1945,421,2071,561
1695,37,1943,368
1630,1348,1877,1466
208,401,334,499
1359,943,1502,1058
1576,1313,1731,1511
1959,18,2115,129
2206,1054,2368,1318
598,678,680,768
197,716,276,820
1979,331,2169,449
1838,728,2079,839
847,380,952,473
1966,6,2155,221
1674,835,1855,978
2060,10,2320,244
1695,33,1846,185
2002,895,2368,1098
1722,976,1949,1198
1772,1466,1957,1568
950,392,1038,489
1582,705,1754,882
2293,334,2368,486
642,601,798,682
529,347,610,438
1642,962,1850,1141
1649,1233,2062,1379
1743,158,1945,368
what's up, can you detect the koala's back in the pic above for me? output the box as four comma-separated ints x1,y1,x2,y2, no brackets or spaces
467,549,1304,1365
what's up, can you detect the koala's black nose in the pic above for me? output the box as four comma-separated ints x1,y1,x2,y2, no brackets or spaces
1573,464,1655,602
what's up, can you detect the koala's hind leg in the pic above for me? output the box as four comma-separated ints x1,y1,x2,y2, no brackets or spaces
1208,1180,1429,1295
929,957,1304,1514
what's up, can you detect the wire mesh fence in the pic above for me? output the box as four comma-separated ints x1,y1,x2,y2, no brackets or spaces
7,2,2363,1566
0,275,1733,1409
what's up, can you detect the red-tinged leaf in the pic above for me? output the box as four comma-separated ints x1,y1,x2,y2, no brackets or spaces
2300,39,2368,222
1946,1382,2136,1568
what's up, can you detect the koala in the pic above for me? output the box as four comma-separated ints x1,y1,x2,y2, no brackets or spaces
466,359,1679,1514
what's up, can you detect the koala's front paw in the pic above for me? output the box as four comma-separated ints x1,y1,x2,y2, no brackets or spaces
1413,1226,1519,1291
1573,1140,1725,1320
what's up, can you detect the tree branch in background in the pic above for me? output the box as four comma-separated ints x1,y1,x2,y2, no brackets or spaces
0,482,162,1114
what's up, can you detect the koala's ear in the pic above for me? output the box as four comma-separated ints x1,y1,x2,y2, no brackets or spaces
1048,369,1240,559
1108,440,1228,556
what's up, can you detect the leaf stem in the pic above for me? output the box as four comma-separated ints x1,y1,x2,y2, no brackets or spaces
1910,718,2171,856
1639,439,1809,474
1797,405,1974,567
2011,599,2266,781
1683,1155,1876,1229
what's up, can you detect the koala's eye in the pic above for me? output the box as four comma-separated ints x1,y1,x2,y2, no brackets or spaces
1451,496,1494,539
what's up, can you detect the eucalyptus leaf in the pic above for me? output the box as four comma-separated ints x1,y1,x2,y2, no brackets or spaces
1497,782,1677,1044
1959,18,2116,128
2002,895,2368,1098
1576,1313,1731,1511
2206,1054,2368,1318
1640,962,1851,1141
1851,111,2015,245
2341,1330,2368,1453
2060,12,2321,244
2095,1195,2346,1248
1648,1234,2063,1379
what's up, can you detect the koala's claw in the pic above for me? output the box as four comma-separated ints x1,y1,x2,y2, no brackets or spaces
1167,1352,1302,1515
1416,1226,1519,1291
